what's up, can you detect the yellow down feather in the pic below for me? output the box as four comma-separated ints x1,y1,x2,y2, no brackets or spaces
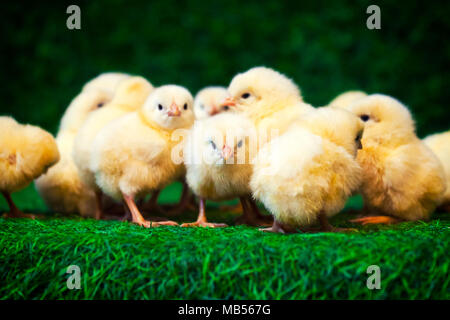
0,117,59,194
35,73,129,216
348,94,446,220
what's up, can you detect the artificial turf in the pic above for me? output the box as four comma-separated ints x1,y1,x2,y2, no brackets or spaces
0,183,449,299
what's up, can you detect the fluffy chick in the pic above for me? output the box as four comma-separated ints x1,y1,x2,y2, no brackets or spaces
1,117,60,218
251,108,364,233
222,67,313,145
329,90,367,109
347,94,447,224
90,85,195,227
143,86,228,215
194,86,230,119
35,73,129,216
183,113,270,227
423,131,450,211
73,76,153,219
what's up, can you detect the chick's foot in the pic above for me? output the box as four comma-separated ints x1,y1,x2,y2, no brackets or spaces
181,221,227,228
349,215,401,225
123,193,178,228
259,220,293,234
1,192,35,219
181,197,227,228
133,219,179,228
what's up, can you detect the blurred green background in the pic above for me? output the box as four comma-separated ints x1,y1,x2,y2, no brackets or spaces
1,0,449,137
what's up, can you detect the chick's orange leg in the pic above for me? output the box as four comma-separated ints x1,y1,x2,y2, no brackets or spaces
349,215,401,225
1,192,34,219
235,196,273,226
123,194,178,228
181,197,227,228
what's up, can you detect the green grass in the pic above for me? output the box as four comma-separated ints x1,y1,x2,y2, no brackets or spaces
0,184,449,299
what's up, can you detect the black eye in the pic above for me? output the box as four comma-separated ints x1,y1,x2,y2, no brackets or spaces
241,93,250,99
183,103,188,110
223,106,229,111
360,114,370,122
158,104,163,110
210,140,216,149
97,102,104,108
237,140,243,148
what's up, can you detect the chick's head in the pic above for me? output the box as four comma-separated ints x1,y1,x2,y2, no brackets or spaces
347,94,416,144
223,67,302,119
82,72,130,93
142,85,195,130
329,90,368,109
111,76,154,110
299,107,365,157
59,73,130,132
194,87,229,119
188,113,255,166
59,89,113,132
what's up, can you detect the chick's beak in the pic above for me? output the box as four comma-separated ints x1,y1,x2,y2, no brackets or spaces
168,102,181,117
221,145,233,161
220,97,236,108
209,105,219,116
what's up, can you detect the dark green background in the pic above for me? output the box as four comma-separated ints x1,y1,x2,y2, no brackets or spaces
1,0,449,137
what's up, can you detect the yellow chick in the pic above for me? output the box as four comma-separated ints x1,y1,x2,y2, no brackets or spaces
90,85,195,227
193,86,230,119
423,131,450,211
1,117,60,218
251,108,364,233
183,113,271,227
346,94,447,225
221,67,314,146
35,73,129,216
329,90,368,109
73,76,154,219
142,86,228,215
